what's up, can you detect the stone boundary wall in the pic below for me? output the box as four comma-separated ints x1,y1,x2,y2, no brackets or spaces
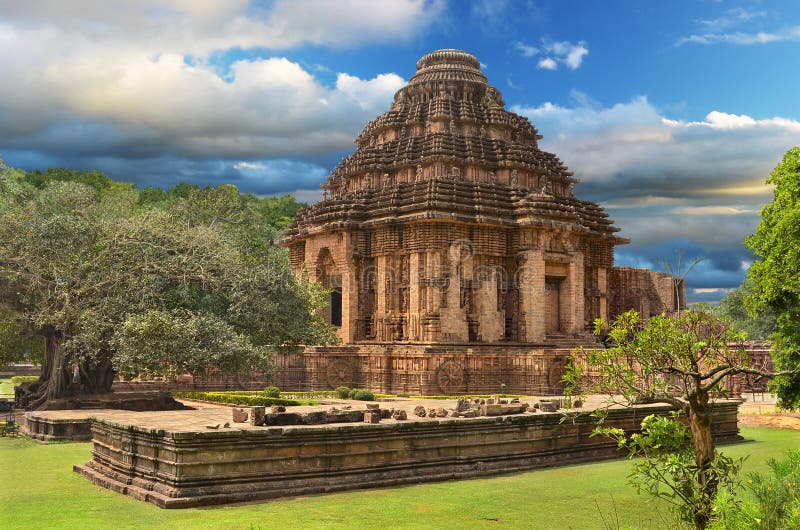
74,401,741,508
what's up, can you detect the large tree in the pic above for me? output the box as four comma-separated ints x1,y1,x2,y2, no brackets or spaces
566,309,789,529
712,280,776,340
745,146,800,409
0,165,334,409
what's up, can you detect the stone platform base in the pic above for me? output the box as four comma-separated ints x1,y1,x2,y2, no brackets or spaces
74,401,742,508
26,414,94,442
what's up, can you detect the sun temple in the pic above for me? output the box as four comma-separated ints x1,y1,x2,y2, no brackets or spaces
278,49,682,395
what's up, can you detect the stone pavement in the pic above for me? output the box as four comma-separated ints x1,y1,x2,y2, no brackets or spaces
25,394,618,434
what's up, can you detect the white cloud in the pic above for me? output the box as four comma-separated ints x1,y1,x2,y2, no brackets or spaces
671,206,754,215
512,96,800,279
537,57,558,70
515,42,539,57
0,17,408,160
335,73,406,112
0,0,444,54
697,8,766,32
517,38,589,70
513,97,800,189
234,161,266,171
678,24,800,46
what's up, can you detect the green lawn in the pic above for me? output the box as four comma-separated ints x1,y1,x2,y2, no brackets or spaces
1,427,798,529
0,377,14,398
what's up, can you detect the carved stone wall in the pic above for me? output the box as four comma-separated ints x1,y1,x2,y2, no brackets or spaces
608,267,685,320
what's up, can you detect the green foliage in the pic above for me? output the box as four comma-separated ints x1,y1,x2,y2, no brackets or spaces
350,389,375,401
745,147,800,410
10,376,38,387
0,307,44,368
710,450,800,530
335,386,351,399
0,162,335,406
263,386,281,398
112,309,272,380
172,391,309,407
713,281,777,340
598,413,743,528
567,309,767,529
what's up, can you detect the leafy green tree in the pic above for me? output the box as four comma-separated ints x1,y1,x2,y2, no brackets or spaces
0,306,44,368
745,147,800,409
0,165,335,409
567,309,785,529
713,281,776,340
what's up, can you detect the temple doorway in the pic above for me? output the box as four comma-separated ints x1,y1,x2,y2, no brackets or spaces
316,248,343,328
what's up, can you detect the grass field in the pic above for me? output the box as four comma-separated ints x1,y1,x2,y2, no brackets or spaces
0,377,14,398
1,426,798,529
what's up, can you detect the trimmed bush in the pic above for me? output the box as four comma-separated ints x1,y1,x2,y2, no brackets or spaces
351,389,375,401
263,386,281,398
11,376,38,387
335,386,351,399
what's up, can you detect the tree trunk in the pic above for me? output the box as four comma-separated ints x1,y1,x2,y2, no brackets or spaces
78,354,115,394
17,327,74,410
687,395,715,530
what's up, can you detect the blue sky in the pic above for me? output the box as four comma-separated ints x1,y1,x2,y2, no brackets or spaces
1,0,799,302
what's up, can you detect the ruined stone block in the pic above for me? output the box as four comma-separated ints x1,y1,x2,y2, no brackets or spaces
363,412,380,424
391,409,408,420
232,408,248,423
250,406,266,426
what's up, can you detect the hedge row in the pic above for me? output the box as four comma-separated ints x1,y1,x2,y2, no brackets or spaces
404,394,527,400
172,392,313,407
11,376,38,387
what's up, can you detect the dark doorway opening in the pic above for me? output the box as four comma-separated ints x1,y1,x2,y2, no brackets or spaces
330,289,343,327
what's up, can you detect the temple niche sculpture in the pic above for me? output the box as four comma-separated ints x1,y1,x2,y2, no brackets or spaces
278,49,682,395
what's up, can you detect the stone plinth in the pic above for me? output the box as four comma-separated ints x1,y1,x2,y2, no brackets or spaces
74,401,742,508
271,343,598,395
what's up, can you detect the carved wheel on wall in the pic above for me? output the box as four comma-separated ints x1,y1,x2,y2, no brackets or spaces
326,360,354,389
436,360,464,394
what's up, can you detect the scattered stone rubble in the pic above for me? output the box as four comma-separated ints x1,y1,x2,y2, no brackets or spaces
229,396,572,428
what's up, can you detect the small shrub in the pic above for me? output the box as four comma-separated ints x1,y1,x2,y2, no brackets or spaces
263,386,281,398
710,449,800,530
335,386,351,399
351,389,375,401
11,376,38,387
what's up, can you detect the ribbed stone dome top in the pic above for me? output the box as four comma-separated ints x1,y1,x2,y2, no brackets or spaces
406,48,488,88
415,49,482,71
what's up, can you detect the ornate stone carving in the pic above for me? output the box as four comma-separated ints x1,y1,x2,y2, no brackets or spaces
436,360,464,394
326,360,354,389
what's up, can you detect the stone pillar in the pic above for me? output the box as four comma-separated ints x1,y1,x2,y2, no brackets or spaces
520,249,545,342
375,255,389,341
598,267,608,323
439,253,469,342
476,267,504,342
340,267,358,343
408,252,422,341
564,253,585,334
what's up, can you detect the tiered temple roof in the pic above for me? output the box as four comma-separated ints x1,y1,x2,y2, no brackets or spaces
284,49,626,247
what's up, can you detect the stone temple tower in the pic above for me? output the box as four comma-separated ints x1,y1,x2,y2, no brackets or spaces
279,49,680,394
